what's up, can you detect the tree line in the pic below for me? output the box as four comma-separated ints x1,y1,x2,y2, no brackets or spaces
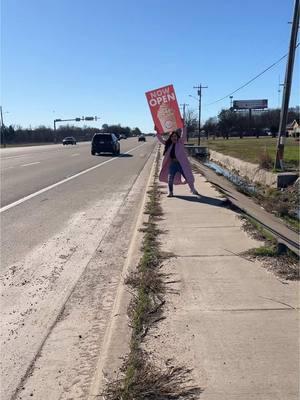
185,106,299,138
0,124,142,145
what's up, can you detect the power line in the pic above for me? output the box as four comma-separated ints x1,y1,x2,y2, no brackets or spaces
204,42,299,106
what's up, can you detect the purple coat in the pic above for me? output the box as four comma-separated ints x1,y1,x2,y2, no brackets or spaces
156,128,194,186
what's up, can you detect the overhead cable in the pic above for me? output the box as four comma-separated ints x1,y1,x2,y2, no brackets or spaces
204,42,299,106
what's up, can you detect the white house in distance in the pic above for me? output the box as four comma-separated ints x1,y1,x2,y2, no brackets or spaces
286,119,300,137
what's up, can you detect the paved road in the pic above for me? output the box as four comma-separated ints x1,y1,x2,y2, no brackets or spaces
0,138,157,399
1,140,146,207
1,139,154,270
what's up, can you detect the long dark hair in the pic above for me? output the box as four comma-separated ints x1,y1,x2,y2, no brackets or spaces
163,131,181,155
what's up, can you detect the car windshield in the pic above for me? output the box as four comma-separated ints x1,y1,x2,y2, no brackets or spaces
64,137,74,140
93,135,112,142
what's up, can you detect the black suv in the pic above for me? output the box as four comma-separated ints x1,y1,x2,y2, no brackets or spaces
91,133,120,156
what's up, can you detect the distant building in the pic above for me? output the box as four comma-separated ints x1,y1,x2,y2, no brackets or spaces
286,119,300,137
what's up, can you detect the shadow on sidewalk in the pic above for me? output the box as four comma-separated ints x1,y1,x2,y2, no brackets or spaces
174,194,228,208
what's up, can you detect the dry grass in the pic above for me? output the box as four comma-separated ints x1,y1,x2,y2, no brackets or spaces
249,251,299,281
258,147,273,169
240,216,275,243
102,150,202,399
257,186,300,231
103,350,202,400
240,216,299,280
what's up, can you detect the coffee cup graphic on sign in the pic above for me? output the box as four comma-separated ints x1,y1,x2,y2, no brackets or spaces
157,104,177,132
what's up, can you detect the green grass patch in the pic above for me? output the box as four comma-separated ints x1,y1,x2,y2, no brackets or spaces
190,137,299,170
282,215,300,231
251,245,278,257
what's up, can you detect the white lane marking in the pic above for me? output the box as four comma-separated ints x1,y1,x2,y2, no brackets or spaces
71,153,80,156
2,154,28,160
20,162,41,167
0,143,146,213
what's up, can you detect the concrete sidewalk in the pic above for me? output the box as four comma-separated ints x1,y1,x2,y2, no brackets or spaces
191,160,299,255
146,172,299,400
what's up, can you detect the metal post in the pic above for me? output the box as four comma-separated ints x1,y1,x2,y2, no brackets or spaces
180,103,189,141
182,103,186,121
198,90,201,145
275,0,299,169
53,120,57,143
248,108,252,135
193,84,208,145
0,106,5,148
180,103,188,123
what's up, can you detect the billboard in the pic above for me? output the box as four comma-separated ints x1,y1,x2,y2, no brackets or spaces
233,99,268,110
145,84,183,134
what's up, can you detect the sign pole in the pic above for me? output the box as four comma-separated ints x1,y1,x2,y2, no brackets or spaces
180,103,189,141
0,106,5,148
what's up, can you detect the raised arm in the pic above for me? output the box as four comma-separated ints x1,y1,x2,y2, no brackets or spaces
179,125,187,143
154,125,166,144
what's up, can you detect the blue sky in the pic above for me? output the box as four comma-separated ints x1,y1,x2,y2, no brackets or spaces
1,0,299,132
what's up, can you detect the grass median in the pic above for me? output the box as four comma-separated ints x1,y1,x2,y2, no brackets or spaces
189,137,299,170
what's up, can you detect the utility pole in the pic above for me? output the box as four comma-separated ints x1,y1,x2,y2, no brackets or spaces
180,103,189,141
0,106,6,148
275,0,299,169
193,84,208,145
180,103,188,121
277,76,285,108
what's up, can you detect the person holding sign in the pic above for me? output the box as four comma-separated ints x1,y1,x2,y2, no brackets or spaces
146,84,200,197
155,124,200,198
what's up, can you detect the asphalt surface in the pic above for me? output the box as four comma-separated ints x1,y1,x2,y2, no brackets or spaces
0,137,157,399
1,138,155,271
1,140,147,207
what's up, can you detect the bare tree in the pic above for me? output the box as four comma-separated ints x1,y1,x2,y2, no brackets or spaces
184,108,198,138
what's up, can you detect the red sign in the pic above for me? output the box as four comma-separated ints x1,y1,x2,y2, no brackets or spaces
145,84,183,134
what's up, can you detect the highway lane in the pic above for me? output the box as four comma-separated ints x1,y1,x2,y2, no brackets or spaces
1,139,145,207
1,137,156,271
0,137,157,399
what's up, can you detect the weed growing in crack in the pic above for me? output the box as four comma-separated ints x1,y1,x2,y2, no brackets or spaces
103,150,202,399
104,349,202,400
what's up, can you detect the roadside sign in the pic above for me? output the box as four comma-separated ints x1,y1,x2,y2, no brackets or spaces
233,99,268,110
145,84,183,134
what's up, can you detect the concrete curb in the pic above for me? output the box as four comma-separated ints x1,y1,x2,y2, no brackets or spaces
88,145,159,398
